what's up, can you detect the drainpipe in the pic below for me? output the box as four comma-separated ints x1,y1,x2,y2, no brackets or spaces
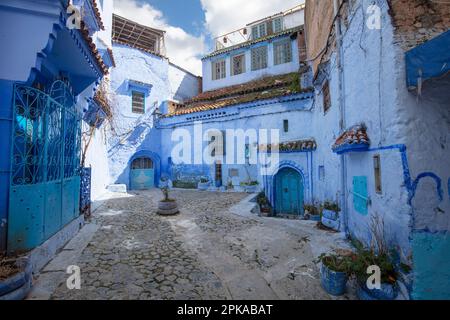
334,0,349,234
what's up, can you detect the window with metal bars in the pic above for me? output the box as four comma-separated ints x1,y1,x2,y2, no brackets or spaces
274,40,292,65
231,53,246,76
131,157,153,169
212,59,226,80
252,23,268,40
272,17,284,33
132,91,145,114
251,46,268,71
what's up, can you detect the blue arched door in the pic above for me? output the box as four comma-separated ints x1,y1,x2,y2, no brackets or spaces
275,168,304,216
130,157,154,190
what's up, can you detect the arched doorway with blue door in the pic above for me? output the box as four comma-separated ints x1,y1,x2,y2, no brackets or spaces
129,150,161,190
274,167,304,217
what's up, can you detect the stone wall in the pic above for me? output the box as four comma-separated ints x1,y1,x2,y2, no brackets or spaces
388,0,450,51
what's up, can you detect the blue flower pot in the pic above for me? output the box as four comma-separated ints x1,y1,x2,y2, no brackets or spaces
198,182,210,191
357,281,398,300
0,257,32,300
320,263,348,296
321,209,340,231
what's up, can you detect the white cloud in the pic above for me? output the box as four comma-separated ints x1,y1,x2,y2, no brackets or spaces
200,0,304,38
113,0,304,76
114,0,205,75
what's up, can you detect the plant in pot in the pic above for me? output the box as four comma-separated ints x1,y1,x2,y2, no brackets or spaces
157,187,179,216
241,181,259,193
256,191,272,217
350,215,399,300
197,176,210,191
304,203,320,221
350,247,398,300
159,174,171,188
315,252,352,296
320,201,341,231
0,255,32,300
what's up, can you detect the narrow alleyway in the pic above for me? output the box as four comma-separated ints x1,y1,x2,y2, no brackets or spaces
29,190,355,300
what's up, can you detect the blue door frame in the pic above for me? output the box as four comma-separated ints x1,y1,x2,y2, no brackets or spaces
8,81,81,252
274,167,304,216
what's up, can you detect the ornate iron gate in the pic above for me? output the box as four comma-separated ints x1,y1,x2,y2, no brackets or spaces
8,81,82,252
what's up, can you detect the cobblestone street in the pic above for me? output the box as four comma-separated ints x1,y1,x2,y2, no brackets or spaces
32,190,354,300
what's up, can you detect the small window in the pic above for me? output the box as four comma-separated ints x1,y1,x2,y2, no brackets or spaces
231,54,246,76
132,91,145,114
283,119,289,133
251,46,268,71
374,155,382,194
272,17,284,33
323,80,331,114
212,59,226,80
318,166,325,181
274,40,292,65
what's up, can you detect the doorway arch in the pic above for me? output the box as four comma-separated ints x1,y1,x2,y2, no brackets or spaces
129,151,161,190
274,167,304,216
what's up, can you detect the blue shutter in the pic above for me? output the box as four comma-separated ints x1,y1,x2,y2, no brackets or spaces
353,176,368,215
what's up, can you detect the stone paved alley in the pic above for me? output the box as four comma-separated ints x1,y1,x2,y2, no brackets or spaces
28,190,355,300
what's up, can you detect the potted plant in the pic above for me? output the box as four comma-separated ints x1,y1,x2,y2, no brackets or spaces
256,192,272,217
315,252,352,296
159,174,170,188
304,203,320,221
350,247,399,300
349,215,399,300
241,181,259,193
197,177,210,191
0,255,32,300
157,187,179,216
321,201,341,231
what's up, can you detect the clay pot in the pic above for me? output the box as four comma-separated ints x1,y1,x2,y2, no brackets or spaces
157,200,179,216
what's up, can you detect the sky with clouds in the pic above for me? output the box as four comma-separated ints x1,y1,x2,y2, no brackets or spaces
114,0,304,75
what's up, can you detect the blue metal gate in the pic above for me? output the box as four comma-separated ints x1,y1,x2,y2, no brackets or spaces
8,81,81,252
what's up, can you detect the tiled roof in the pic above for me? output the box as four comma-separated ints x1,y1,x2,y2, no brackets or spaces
107,48,116,67
259,139,317,153
202,26,303,60
79,21,109,75
90,0,105,30
165,72,308,117
332,124,370,153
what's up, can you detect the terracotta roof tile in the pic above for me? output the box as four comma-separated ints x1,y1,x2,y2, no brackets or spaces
259,139,317,153
90,0,105,30
79,20,109,75
165,73,309,117
332,124,370,153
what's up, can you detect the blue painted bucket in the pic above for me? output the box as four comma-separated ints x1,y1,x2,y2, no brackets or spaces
357,281,398,300
320,263,348,296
